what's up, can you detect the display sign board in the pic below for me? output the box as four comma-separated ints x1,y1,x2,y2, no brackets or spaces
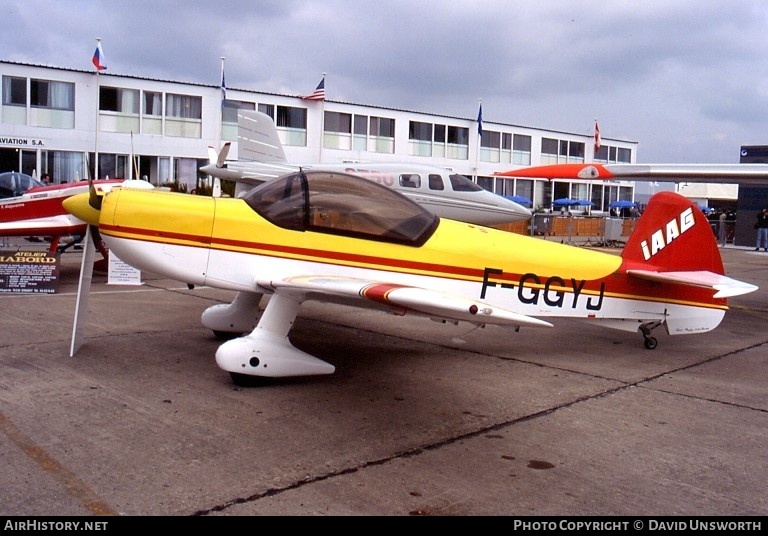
108,252,142,285
0,250,60,294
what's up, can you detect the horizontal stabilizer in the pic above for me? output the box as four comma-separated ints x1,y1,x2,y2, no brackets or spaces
627,269,759,298
259,275,552,328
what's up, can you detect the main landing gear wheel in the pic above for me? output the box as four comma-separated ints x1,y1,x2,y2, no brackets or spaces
644,337,658,350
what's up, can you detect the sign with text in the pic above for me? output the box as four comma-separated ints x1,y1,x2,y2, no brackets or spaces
0,250,60,294
108,252,142,285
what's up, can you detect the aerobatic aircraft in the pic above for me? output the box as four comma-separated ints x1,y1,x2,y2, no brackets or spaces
63,169,758,385
200,110,531,226
0,175,124,254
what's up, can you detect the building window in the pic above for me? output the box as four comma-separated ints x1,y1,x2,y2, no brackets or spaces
617,147,631,163
99,86,139,113
446,125,469,160
30,79,74,110
369,116,395,154
409,121,432,157
143,91,162,116
275,105,307,147
568,141,585,162
98,86,140,134
276,105,306,129
409,121,432,141
222,100,255,122
165,93,202,138
222,100,255,141
141,91,162,135
541,137,585,164
480,130,501,163
595,144,632,163
2,76,26,106
433,124,446,158
165,93,201,119
353,115,368,151
1,76,27,125
324,111,352,150
258,103,274,119
513,134,532,165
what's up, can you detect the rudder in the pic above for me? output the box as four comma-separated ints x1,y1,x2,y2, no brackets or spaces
621,191,724,275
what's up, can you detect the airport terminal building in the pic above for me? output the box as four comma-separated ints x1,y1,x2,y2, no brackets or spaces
1,60,638,211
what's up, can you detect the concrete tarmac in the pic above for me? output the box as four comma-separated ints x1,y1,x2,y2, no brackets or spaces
1,241,767,516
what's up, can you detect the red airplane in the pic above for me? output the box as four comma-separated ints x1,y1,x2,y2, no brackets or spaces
0,173,123,254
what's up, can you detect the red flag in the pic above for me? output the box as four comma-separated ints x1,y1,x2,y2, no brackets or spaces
594,121,601,152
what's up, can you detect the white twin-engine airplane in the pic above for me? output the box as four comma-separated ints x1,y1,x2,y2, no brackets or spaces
64,169,757,386
199,110,531,227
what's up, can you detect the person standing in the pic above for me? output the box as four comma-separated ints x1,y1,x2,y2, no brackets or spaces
755,208,768,251
718,210,727,246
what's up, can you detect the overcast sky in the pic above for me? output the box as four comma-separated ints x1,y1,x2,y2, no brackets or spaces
4,0,768,164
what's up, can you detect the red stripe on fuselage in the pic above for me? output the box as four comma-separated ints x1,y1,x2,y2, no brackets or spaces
100,223,724,309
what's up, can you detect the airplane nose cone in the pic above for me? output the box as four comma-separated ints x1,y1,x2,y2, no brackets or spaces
63,192,101,226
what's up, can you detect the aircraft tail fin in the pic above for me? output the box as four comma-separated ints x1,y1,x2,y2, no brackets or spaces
237,110,287,163
620,191,757,298
621,191,723,273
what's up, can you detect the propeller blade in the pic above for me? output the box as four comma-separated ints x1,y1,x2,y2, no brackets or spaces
69,225,97,356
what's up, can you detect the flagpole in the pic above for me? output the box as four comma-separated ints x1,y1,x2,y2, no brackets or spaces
319,72,326,163
94,38,102,180
219,56,226,153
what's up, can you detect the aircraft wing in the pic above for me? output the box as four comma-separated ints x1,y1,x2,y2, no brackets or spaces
497,163,768,184
258,275,553,328
627,270,759,298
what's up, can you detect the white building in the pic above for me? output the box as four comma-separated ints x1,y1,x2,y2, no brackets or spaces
1,60,638,211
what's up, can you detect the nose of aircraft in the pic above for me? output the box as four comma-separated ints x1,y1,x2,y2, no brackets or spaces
63,192,101,226
495,196,532,221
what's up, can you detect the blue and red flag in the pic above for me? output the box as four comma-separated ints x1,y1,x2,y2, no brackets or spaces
92,41,107,71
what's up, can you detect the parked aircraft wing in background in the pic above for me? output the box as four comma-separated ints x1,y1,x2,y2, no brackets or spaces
496,163,768,184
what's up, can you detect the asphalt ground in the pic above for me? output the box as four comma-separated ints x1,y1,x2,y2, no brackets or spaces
1,238,767,517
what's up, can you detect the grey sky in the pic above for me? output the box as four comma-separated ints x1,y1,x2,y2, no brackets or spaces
4,0,768,163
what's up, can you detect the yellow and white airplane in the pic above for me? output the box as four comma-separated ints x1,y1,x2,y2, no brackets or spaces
64,169,757,385
200,110,531,226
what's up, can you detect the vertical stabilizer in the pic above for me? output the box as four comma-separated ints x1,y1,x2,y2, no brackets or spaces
621,191,724,275
237,110,287,163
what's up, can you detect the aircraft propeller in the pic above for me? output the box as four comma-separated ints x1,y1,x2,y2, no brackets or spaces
66,174,154,356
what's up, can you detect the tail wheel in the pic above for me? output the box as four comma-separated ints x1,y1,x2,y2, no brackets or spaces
639,321,662,350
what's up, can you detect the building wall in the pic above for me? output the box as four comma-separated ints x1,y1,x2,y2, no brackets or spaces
1,60,638,207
